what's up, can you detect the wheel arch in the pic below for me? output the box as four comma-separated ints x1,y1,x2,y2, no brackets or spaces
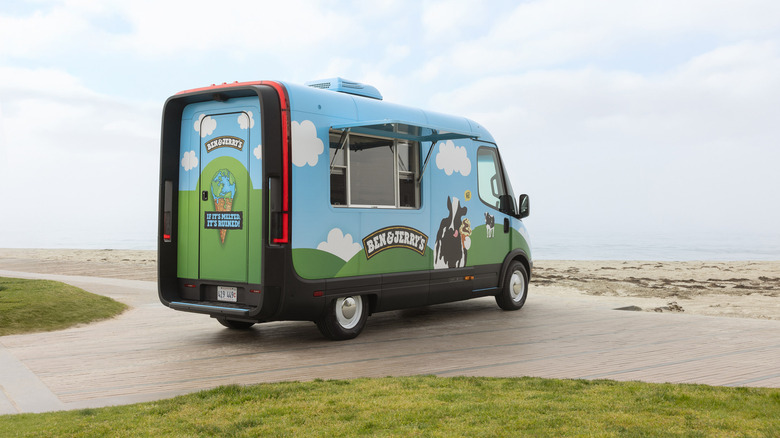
499,249,532,288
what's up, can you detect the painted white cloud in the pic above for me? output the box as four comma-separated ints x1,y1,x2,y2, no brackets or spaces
253,144,262,160
435,140,471,176
317,228,362,262
238,111,254,129
291,120,324,167
194,114,216,138
181,150,198,171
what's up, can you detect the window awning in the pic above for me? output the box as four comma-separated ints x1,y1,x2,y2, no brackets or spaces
330,120,478,143
330,120,479,184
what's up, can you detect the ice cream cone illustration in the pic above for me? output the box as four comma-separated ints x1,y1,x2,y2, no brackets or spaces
211,169,237,244
459,218,472,250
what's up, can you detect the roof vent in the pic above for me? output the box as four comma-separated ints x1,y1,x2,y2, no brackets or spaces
305,77,383,100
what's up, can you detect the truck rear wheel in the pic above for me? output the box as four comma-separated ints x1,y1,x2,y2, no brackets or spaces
496,261,528,311
216,317,255,330
316,295,367,340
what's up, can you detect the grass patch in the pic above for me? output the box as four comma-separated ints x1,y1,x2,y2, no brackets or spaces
1,376,778,436
0,277,127,336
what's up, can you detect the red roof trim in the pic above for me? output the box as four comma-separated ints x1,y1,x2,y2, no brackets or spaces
175,80,270,95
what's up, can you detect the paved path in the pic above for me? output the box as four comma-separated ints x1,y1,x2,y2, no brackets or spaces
1,270,778,415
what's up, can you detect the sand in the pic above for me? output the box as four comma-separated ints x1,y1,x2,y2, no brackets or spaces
1,249,778,320
534,260,780,320
0,249,157,281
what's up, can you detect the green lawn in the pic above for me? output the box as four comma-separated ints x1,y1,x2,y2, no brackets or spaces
1,376,778,437
0,277,127,336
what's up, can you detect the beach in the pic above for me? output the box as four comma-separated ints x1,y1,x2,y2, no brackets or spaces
534,260,780,320
0,249,157,281
1,249,778,320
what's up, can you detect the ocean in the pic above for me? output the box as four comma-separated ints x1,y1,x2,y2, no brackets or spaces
4,231,779,262
532,232,780,261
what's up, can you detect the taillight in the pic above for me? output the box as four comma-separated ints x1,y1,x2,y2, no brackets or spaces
267,82,291,244
163,180,173,242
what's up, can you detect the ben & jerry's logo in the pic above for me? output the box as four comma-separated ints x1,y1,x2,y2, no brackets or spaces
205,136,245,153
363,226,428,260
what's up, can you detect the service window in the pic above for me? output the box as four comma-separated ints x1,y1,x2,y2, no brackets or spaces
477,147,509,210
329,131,420,208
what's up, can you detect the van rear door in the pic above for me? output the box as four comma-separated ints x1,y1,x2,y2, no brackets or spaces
178,99,263,286
197,111,251,282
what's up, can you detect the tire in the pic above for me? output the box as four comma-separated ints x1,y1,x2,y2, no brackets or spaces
316,295,368,340
216,317,255,330
496,261,528,311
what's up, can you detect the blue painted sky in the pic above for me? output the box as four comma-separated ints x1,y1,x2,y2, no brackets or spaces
1,0,779,254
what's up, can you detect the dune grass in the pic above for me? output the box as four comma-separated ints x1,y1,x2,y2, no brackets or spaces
1,376,778,437
0,277,127,336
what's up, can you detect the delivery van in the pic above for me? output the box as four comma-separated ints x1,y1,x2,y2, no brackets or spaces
158,78,531,340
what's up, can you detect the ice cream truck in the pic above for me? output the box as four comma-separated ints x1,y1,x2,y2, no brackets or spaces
158,78,531,340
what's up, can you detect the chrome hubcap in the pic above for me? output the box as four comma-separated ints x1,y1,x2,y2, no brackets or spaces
341,297,357,319
509,271,525,303
336,296,362,329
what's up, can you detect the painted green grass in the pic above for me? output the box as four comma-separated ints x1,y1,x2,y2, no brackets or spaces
1,376,778,436
0,277,127,336
336,244,434,277
292,248,347,279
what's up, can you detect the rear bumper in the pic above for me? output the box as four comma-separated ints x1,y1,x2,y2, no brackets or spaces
169,300,253,317
160,278,264,317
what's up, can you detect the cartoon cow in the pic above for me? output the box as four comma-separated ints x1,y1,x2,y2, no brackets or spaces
434,196,469,269
484,212,495,238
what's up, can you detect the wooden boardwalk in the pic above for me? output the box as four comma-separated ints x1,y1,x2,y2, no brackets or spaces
1,270,778,415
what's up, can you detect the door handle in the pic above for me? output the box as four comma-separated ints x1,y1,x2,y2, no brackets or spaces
202,190,208,201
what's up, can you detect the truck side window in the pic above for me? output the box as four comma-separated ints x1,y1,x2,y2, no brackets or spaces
477,147,506,210
330,130,420,208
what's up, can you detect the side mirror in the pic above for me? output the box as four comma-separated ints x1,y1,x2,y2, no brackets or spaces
517,194,530,219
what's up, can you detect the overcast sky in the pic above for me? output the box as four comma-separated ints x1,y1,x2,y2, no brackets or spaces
1,0,779,253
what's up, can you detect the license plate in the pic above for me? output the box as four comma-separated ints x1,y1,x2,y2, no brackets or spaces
217,286,238,302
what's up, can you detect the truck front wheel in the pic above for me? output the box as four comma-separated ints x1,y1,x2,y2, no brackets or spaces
496,261,528,311
316,295,368,340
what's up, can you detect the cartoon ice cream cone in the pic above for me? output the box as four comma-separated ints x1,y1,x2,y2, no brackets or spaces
211,169,236,244
213,197,233,243
460,218,472,250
